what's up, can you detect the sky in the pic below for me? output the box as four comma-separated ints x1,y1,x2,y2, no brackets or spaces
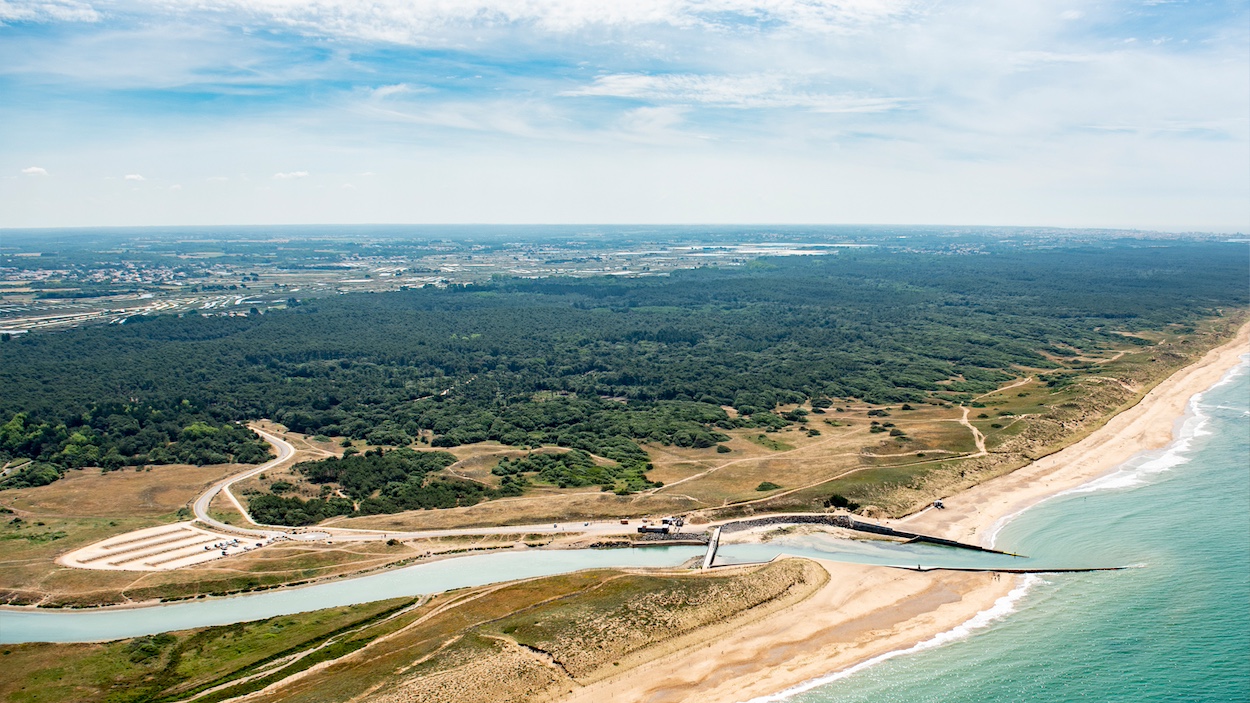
1,0,1247,230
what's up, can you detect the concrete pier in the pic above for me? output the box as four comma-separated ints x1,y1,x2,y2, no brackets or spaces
701,526,722,569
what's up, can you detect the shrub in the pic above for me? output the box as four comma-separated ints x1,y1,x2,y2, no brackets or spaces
824,494,860,511
756,482,782,491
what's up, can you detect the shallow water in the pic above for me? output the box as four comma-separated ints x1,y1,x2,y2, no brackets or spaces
4,359,1246,703
751,357,1250,703
715,534,1037,570
0,546,705,643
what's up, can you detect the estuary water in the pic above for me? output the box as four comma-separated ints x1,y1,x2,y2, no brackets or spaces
0,546,701,643
753,357,1250,703
0,533,1019,643
3,357,1246,703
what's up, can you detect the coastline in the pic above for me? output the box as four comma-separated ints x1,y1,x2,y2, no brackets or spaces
2,323,1245,698
563,320,1250,703
901,319,1249,547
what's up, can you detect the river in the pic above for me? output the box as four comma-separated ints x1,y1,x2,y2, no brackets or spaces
4,360,1246,703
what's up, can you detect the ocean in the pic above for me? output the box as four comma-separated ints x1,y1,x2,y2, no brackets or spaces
755,357,1250,703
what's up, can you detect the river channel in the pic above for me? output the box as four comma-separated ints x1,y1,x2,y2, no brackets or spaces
0,533,1042,644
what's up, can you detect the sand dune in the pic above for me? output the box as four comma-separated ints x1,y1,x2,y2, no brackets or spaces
565,320,1248,703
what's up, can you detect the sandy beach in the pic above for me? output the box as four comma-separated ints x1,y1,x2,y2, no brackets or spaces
902,319,1249,547
559,320,1250,703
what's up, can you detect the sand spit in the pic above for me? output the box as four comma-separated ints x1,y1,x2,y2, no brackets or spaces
556,561,1006,703
557,321,1249,703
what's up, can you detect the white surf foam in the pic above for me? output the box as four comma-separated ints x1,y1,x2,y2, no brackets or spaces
739,353,1247,702
984,354,1249,548
738,575,1041,703
1055,353,1246,496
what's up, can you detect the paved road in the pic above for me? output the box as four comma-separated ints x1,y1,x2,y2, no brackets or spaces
191,426,648,543
323,520,647,542
191,427,295,539
194,429,914,550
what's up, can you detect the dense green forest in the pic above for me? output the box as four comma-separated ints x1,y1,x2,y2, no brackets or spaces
0,410,270,488
248,448,507,524
1,240,1245,504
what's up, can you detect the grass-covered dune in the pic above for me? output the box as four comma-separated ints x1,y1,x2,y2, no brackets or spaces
1,560,826,703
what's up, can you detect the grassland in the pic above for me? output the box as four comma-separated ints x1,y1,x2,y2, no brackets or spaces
0,597,418,703
0,560,824,703
0,450,424,606
0,316,1242,606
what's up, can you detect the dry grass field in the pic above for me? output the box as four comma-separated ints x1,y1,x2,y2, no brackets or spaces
3,462,239,518
0,315,1240,603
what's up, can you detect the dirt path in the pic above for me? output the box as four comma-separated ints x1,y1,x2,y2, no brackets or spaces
973,376,1032,402
958,407,988,457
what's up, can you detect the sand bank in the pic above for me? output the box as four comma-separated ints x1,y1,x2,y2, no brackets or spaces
559,560,1010,703
565,320,1249,703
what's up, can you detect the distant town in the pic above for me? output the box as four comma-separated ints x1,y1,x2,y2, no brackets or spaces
0,225,1206,335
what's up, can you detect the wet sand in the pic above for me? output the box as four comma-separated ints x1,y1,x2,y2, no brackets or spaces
561,320,1249,703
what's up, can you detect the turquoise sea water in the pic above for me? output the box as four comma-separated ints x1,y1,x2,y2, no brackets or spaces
3,361,1245,703
750,357,1250,703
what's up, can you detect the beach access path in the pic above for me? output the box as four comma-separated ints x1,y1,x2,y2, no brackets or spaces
900,319,1250,548
548,321,1250,703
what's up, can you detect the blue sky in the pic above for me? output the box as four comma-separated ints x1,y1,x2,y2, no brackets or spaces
1,0,1247,230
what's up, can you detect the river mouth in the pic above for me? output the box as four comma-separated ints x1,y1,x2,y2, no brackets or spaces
713,533,1048,570
0,526,1110,645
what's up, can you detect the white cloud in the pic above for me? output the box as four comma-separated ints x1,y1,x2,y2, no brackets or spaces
621,105,687,131
206,176,229,182
193,0,919,41
124,173,145,181
1,0,1245,231
370,83,422,99
565,73,910,113
0,0,99,24
21,166,48,175
169,184,182,190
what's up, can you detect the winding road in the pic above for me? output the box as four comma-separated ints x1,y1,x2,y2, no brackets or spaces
189,425,645,544
191,427,299,539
